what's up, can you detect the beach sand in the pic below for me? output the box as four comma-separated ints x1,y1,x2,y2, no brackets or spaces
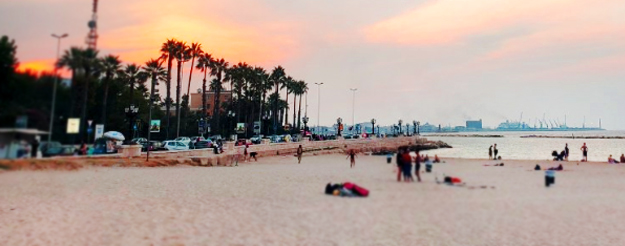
2,155,625,245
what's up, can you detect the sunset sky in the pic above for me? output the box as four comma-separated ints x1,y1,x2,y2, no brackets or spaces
2,0,624,129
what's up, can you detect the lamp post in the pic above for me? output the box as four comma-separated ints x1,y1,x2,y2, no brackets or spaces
371,118,376,136
417,121,421,136
314,82,324,135
48,33,68,143
337,117,343,137
350,88,357,133
398,119,403,135
227,110,236,140
262,114,270,136
124,105,139,142
302,116,309,134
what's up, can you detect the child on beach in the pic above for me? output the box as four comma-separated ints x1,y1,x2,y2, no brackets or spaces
402,149,413,182
414,151,422,182
489,146,493,160
396,149,404,182
346,149,357,168
493,144,498,159
621,154,625,163
581,143,589,162
297,145,303,164
564,144,570,161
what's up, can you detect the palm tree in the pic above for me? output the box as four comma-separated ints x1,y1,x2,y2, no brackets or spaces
281,76,294,127
121,63,146,104
291,80,301,130
185,42,203,98
57,47,84,119
99,55,121,126
269,66,285,134
195,53,213,121
160,39,177,139
173,41,190,137
209,58,229,135
79,48,99,142
297,80,308,130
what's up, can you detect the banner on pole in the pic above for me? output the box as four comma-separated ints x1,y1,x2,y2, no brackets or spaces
66,118,80,134
253,121,261,134
150,120,161,133
95,124,104,139
236,123,246,134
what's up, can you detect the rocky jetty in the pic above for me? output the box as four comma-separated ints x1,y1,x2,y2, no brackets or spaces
520,135,625,139
425,134,504,138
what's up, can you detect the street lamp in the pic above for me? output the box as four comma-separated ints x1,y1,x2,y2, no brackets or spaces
398,119,403,135
417,121,421,136
350,88,357,133
337,117,343,137
228,110,236,140
302,116,309,133
48,33,69,143
371,118,376,136
314,82,324,135
124,105,139,141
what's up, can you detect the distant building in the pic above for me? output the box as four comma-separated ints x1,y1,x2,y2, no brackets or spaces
466,119,483,129
189,91,233,117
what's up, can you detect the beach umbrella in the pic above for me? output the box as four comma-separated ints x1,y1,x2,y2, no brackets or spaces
103,131,125,141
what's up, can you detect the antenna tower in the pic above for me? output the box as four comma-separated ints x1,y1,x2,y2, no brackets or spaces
86,0,98,49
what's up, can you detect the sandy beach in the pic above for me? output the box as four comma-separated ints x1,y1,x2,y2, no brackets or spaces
2,154,625,245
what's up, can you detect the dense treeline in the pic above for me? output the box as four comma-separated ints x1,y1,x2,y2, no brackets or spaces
0,35,308,143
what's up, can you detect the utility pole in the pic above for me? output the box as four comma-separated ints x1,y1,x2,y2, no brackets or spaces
314,83,324,134
350,88,357,134
48,33,68,143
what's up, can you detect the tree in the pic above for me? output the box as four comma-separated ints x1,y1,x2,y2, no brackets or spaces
185,42,203,97
57,47,84,118
160,38,177,139
297,80,308,130
209,58,229,135
281,76,294,126
0,35,18,106
195,53,213,121
174,41,190,137
269,66,285,134
99,55,121,126
120,63,146,104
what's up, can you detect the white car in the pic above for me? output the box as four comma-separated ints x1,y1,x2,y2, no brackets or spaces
162,141,189,151
174,137,191,146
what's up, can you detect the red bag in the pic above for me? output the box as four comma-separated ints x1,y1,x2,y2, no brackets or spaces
343,182,369,197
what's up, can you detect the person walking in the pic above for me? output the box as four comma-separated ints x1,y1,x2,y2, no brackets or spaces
346,149,357,168
489,145,493,160
396,148,404,182
402,149,413,182
564,143,570,161
414,150,422,182
581,143,589,162
296,145,303,164
493,144,499,159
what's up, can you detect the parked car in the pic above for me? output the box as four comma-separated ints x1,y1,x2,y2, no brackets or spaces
189,136,205,149
131,138,148,145
142,141,162,151
250,135,263,144
162,141,189,151
39,141,62,154
173,137,191,146
194,139,213,149
43,145,77,157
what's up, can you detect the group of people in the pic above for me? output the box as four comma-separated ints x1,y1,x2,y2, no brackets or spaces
608,154,625,164
488,144,499,160
394,148,438,182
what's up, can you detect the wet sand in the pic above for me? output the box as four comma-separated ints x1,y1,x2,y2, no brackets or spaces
2,155,625,245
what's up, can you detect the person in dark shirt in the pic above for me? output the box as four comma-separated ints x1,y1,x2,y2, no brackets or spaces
396,148,404,182
489,145,493,160
564,143,570,161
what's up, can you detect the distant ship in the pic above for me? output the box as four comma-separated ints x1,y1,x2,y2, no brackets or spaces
494,120,603,132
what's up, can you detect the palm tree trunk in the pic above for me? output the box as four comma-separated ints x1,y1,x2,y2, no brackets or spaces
213,73,222,135
80,76,90,143
292,94,296,131
175,60,182,137
101,73,110,126
166,57,173,140
186,57,196,99
298,94,303,130
285,92,289,125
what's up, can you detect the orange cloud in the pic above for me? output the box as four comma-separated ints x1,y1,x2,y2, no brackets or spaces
362,0,622,46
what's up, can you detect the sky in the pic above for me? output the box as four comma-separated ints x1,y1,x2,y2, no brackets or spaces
1,0,624,129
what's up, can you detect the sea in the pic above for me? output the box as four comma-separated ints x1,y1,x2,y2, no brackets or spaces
422,130,625,162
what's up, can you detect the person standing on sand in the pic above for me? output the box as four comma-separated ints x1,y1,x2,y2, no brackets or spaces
414,150,422,182
493,144,498,159
581,143,589,162
297,145,303,164
396,149,404,182
489,145,493,160
346,149,357,168
620,154,625,163
402,149,413,182
565,143,570,161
